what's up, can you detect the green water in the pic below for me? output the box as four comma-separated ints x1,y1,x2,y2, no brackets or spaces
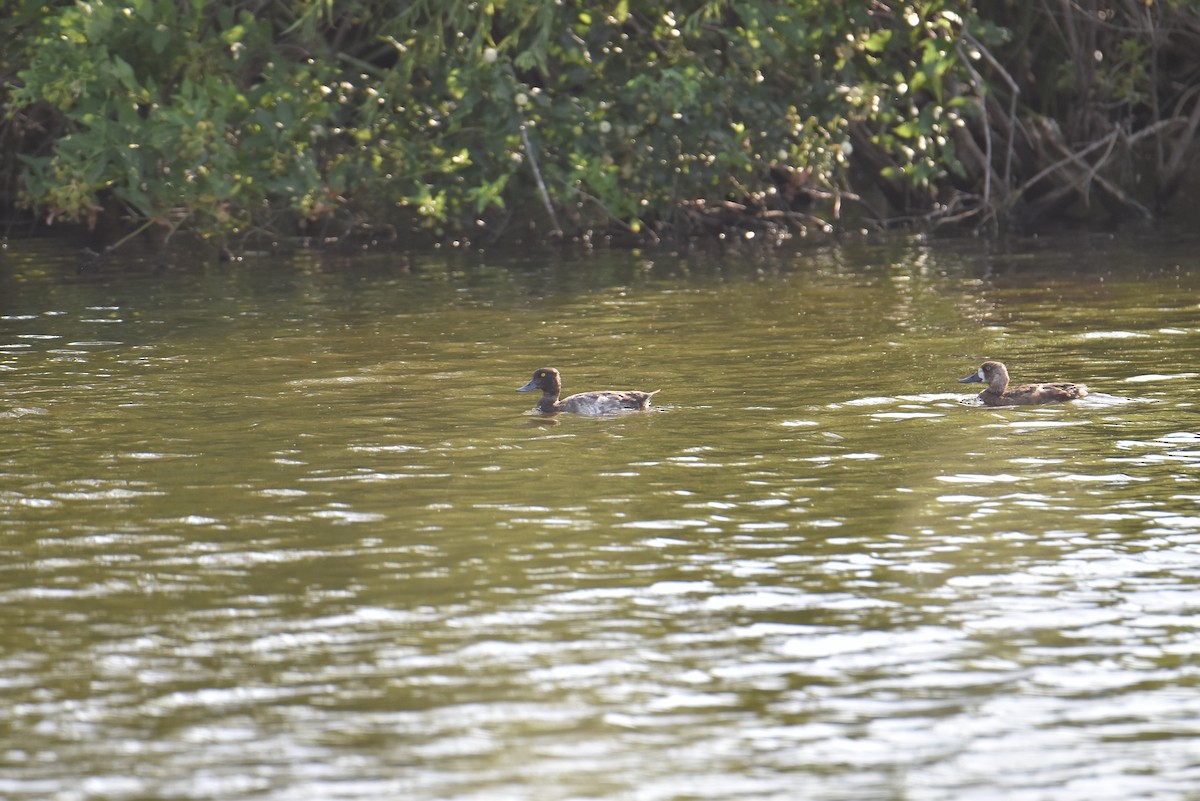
1,235,1198,800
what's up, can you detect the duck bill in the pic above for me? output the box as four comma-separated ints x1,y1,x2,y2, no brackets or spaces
959,372,983,384
517,379,539,392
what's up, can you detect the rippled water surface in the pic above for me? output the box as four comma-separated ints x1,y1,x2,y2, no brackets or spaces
2,236,1199,800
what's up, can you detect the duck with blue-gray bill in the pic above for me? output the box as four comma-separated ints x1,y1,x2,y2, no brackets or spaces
959,360,1088,406
518,367,659,415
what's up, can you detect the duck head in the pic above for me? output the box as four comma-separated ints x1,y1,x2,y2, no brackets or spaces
518,367,562,397
959,361,1009,393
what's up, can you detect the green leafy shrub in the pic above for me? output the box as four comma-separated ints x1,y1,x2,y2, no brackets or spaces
5,0,1197,248
9,0,351,240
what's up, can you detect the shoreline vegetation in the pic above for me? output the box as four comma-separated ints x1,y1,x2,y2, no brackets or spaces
2,1,1199,254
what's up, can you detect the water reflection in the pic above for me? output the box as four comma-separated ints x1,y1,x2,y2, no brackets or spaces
1,235,1198,800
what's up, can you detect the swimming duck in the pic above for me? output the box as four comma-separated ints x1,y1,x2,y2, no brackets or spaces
959,360,1088,406
517,367,659,415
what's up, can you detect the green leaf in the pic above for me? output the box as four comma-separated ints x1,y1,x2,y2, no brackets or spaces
109,55,137,90
863,30,891,54
151,24,171,54
222,24,247,46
